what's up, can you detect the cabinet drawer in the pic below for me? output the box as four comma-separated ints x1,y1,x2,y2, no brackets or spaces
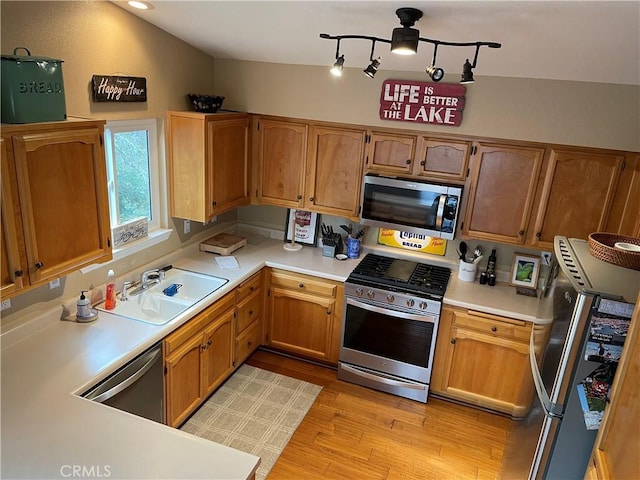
453,310,531,342
236,289,262,333
164,292,235,354
270,270,337,297
235,320,261,365
237,271,263,302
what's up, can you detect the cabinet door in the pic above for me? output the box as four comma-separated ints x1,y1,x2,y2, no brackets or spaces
164,333,205,427
462,142,544,244
606,154,640,237
1,137,26,296
202,309,234,397
306,125,366,219
365,131,416,175
531,149,624,249
255,118,307,208
266,286,335,362
414,137,472,181
208,118,250,217
12,127,112,285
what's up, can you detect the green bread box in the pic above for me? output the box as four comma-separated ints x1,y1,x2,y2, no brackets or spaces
1,47,67,124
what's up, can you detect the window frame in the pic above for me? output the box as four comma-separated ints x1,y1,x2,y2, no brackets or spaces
103,118,162,233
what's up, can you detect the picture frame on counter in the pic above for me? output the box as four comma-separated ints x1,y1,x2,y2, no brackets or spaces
284,209,319,246
510,253,541,289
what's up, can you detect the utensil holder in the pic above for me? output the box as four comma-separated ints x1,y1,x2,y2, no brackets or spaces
458,260,477,282
346,237,361,259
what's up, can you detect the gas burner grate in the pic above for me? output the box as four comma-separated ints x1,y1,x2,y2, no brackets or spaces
348,253,451,298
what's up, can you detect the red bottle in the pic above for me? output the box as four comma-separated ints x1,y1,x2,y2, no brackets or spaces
105,269,116,310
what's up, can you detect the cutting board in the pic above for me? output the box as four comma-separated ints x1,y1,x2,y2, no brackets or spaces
200,233,247,255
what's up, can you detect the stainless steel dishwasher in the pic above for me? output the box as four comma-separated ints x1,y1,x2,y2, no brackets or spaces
82,342,163,423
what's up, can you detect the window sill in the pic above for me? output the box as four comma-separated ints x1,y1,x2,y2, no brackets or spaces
80,228,173,274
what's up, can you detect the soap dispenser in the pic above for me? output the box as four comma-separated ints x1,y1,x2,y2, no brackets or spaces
76,290,98,323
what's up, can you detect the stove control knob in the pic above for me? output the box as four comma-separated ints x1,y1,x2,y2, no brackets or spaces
367,290,375,299
386,294,395,303
406,299,415,307
419,301,428,310
355,288,363,297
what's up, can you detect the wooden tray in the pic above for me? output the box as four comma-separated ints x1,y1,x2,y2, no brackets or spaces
200,233,247,255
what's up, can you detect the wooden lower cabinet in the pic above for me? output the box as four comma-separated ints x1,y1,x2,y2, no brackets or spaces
234,271,264,365
163,292,235,427
265,268,343,364
431,306,549,418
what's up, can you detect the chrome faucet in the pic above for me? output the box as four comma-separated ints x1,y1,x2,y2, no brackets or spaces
141,269,163,288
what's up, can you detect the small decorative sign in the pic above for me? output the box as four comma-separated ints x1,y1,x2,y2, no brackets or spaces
92,75,147,102
112,217,148,248
379,79,466,127
378,228,447,255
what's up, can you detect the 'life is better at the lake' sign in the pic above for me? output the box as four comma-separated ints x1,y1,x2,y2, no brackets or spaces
379,79,466,127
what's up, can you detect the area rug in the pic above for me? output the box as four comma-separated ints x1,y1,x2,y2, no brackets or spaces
180,364,322,480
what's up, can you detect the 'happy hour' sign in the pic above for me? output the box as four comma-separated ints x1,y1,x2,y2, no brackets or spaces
379,79,466,127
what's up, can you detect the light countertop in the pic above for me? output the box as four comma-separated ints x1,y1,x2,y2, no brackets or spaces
1,231,553,479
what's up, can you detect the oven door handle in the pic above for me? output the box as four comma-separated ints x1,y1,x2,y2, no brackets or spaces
346,297,436,323
341,363,427,391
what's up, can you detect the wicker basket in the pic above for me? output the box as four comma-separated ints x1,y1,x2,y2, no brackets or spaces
587,233,640,271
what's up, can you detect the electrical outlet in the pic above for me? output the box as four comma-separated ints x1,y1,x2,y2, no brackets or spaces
1,299,11,311
49,278,61,289
183,219,191,234
541,251,553,266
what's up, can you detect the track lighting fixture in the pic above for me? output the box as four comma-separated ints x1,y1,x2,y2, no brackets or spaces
331,55,345,76
363,40,381,78
320,7,501,83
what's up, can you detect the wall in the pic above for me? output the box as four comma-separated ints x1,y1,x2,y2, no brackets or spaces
0,1,227,328
214,59,640,152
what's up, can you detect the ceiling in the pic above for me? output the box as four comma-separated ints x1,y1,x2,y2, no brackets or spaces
114,1,640,86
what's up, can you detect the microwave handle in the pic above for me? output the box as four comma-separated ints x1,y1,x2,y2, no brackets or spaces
435,195,446,230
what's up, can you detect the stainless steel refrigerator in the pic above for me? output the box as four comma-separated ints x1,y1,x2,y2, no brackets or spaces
500,236,639,480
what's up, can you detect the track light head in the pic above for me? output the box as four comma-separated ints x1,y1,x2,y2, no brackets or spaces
364,57,381,78
330,55,345,76
426,65,445,82
460,59,475,84
390,7,422,55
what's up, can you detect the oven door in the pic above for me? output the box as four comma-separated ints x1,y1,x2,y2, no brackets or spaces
340,296,439,384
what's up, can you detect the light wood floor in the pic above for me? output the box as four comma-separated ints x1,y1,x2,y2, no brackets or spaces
247,349,512,480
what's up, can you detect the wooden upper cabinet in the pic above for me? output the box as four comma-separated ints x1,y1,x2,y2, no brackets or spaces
414,137,472,181
254,118,307,208
605,153,639,238
462,142,545,244
1,121,112,291
1,137,25,298
306,125,366,219
365,131,417,176
531,148,624,249
167,111,249,222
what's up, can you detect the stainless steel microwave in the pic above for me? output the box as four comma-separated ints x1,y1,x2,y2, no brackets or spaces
360,174,463,240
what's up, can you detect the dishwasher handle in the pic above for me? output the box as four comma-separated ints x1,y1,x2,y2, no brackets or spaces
84,347,161,404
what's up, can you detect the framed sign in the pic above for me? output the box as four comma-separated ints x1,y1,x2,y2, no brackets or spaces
510,253,541,289
92,75,147,102
380,79,466,126
284,209,319,246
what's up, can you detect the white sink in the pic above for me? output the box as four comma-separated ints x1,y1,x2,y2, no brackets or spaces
96,268,228,325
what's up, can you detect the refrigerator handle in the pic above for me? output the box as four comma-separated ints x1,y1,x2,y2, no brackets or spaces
529,330,564,418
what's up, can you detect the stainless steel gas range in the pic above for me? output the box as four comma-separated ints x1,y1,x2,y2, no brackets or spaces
338,253,451,403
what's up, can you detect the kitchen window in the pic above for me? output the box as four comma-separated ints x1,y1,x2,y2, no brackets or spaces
95,118,169,264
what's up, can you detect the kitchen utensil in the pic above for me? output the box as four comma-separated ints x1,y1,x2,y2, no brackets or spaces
473,255,484,265
458,241,468,262
340,224,353,235
473,245,483,262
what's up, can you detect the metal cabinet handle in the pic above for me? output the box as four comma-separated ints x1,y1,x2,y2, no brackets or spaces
491,326,497,332
518,230,525,236
326,309,331,315
536,232,542,238
247,341,253,347
201,344,207,351
309,197,314,202
207,339,212,346
420,160,426,166
15,269,23,277
299,283,304,288
296,194,302,200
35,261,44,269
405,159,411,165
248,310,254,316
451,339,456,344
